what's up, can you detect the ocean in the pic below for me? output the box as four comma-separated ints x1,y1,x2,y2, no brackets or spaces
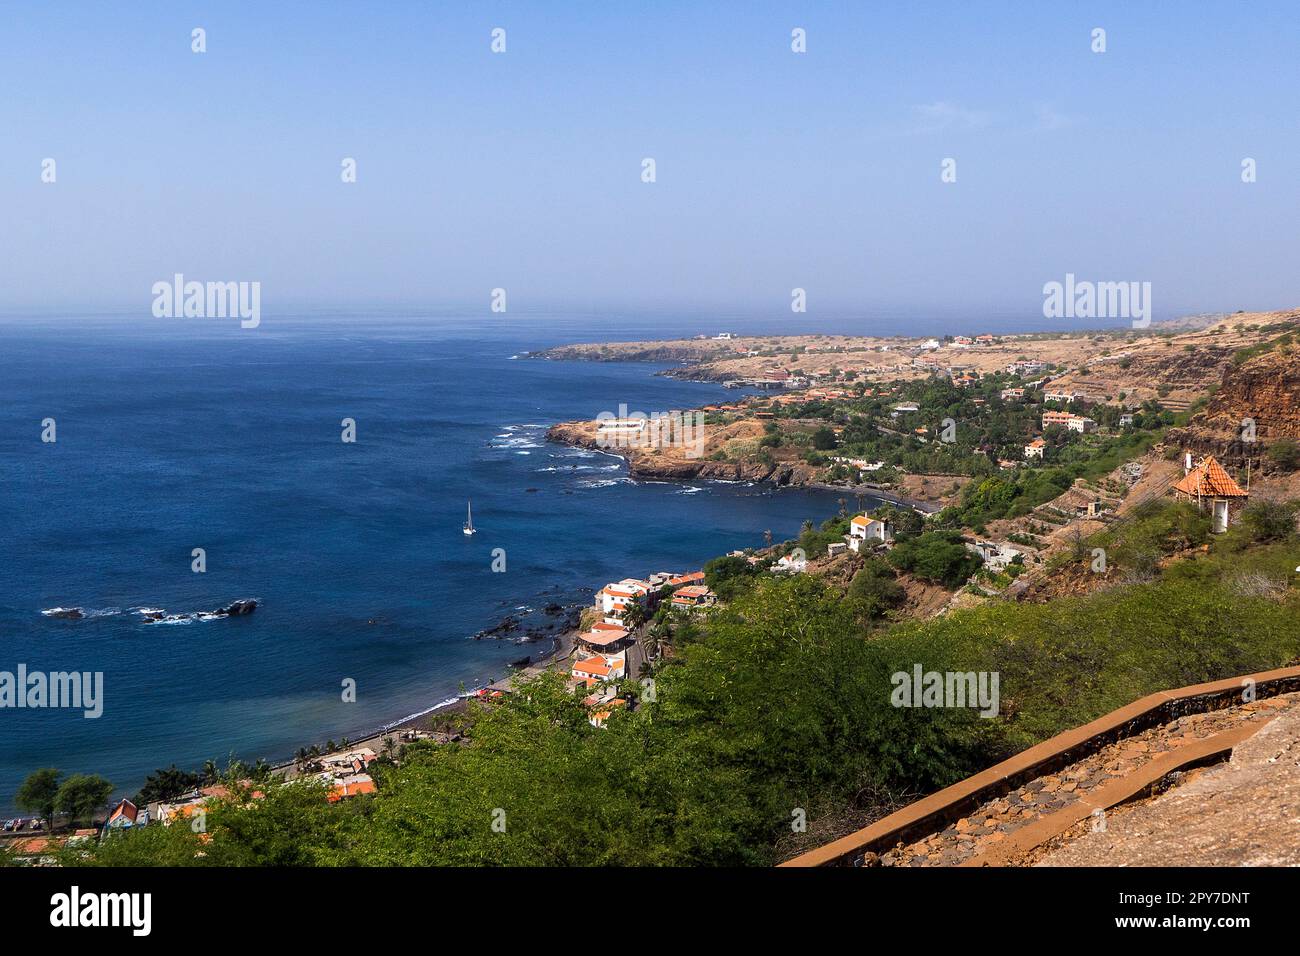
0,313,868,810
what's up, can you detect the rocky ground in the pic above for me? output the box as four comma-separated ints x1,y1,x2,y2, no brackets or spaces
1036,697,1300,866
873,691,1300,867
530,311,1296,399
546,418,825,486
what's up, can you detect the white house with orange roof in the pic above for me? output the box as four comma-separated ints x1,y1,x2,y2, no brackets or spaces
1024,437,1046,459
571,653,627,689
599,578,651,624
670,585,715,611
773,552,807,573
847,513,893,552
1041,410,1074,429
1171,453,1250,533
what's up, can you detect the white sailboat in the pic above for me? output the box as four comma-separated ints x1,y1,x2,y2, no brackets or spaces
463,500,476,536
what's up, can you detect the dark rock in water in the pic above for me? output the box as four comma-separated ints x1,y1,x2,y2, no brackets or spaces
542,602,564,616
474,615,520,640
45,607,84,620
507,656,531,668
526,487,539,493
217,599,258,617
140,611,166,622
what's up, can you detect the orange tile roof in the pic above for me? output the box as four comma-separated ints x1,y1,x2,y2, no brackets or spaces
573,657,614,677
667,571,705,586
328,778,377,802
581,628,629,647
1173,455,1248,498
107,799,138,824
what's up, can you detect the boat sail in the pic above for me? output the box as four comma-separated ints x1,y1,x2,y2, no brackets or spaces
463,500,476,536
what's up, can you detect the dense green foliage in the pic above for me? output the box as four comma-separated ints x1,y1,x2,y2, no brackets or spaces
134,765,203,806
887,530,984,587
52,774,114,827
1267,438,1300,470
45,500,1300,868
14,768,61,824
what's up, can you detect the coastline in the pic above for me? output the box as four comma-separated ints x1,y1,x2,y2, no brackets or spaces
270,614,581,778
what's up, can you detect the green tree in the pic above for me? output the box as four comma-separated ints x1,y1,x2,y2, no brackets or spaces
847,559,907,618
703,554,760,601
15,768,61,826
1266,439,1300,471
134,765,201,806
888,531,983,587
54,774,114,827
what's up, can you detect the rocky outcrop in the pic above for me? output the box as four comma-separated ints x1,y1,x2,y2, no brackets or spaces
531,344,726,365
217,599,258,617
545,421,824,486
1166,347,1300,471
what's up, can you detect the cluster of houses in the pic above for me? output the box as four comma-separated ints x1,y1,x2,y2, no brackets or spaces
569,570,716,726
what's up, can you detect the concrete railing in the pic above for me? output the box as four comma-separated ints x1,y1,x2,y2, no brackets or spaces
780,664,1300,867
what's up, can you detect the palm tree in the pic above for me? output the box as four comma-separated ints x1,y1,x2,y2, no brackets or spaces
201,760,219,784
763,529,773,547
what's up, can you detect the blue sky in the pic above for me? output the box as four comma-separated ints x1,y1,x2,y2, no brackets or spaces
2,1,1298,320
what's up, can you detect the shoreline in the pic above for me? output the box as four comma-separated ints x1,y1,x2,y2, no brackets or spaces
270,622,580,776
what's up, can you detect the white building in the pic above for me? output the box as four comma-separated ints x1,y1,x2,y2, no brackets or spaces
1066,416,1097,434
773,553,807,573
847,514,893,552
598,579,651,624
967,541,1022,571
1024,438,1046,459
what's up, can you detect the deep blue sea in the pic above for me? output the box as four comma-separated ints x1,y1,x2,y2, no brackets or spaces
0,313,876,810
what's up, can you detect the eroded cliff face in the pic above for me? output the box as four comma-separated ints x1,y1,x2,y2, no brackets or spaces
545,421,824,486
1166,348,1300,470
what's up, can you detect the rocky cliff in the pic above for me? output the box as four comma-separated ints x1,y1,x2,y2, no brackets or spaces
546,420,824,486
1165,345,1300,471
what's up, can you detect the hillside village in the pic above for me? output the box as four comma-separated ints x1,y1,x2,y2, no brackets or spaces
7,310,1299,867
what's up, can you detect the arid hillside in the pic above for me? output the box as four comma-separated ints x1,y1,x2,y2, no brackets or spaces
1165,341,1300,471
545,417,824,485
531,310,1300,402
